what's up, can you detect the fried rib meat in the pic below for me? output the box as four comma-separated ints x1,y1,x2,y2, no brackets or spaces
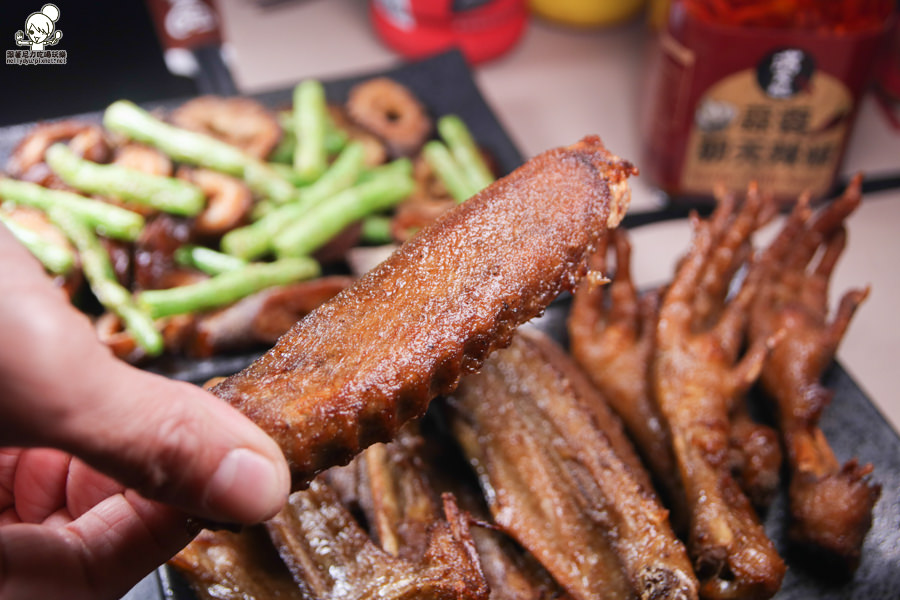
749,176,880,569
266,479,489,600
327,426,571,599
170,527,306,600
323,425,449,559
450,329,698,600
653,190,786,599
173,479,489,600
212,136,636,484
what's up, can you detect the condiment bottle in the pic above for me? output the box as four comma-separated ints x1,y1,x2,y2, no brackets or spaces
369,0,528,65
641,0,895,203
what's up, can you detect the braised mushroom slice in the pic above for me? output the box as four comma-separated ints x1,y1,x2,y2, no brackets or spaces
7,120,111,187
177,167,252,237
346,77,431,157
170,96,281,159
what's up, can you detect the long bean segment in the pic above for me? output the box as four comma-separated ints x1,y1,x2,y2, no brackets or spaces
0,212,75,275
297,140,366,207
221,141,368,260
47,206,163,355
438,115,494,193
422,141,473,203
424,115,495,203
103,100,296,204
273,160,414,258
45,143,205,216
139,257,320,318
272,109,347,165
361,215,393,244
243,161,300,205
0,177,144,241
174,244,248,275
293,80,329,181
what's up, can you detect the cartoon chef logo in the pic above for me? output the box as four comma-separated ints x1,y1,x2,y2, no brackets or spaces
6,3,66,65
15,4,63,52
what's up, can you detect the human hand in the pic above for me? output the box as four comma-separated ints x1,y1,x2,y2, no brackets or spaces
0,225,290,600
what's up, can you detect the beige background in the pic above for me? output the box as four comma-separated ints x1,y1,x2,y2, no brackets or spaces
216,0,900,430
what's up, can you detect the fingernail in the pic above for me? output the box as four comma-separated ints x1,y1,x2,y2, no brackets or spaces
204,448,287,523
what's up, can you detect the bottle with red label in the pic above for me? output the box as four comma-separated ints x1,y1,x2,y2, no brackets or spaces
640,0,895,203
370,0,528,65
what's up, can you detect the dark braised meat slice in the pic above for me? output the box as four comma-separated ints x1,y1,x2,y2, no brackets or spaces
450,330,697,600
189,276,354,357
176,167,253,237
111,142,173,178
133,214,199,291
212,136,636,485
266,479,489,600
346,77,432,157
652,189,786,599
749,176,880,570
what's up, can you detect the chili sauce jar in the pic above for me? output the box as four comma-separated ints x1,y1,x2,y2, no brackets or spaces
640,0,895,202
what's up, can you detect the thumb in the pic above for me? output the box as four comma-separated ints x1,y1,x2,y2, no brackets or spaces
0,228,289,524
57,362,292,525
8,361,290,525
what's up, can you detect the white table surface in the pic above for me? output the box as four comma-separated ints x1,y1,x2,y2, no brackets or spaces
217,0,900,431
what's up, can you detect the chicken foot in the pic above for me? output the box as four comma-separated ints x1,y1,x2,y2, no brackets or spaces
749,176,880,570
653,189,785,599
568,227,685,524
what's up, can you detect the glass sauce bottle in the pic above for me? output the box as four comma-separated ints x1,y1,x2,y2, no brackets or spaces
641,0,895,203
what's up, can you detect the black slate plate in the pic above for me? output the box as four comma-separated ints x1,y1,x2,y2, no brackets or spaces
1,50,897,600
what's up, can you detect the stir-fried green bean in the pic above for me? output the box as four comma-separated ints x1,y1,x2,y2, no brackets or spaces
293,80,329,182
139,257,320,318
437,115,494,194
0,212,75,275
422,141,473,202
360,215,394,245
221,141,368,260
174,245,248,275
48,207,162,355
103,100,296,204
0,177,144,241
272,108,347,165
273,165,414,258
46,143,205,216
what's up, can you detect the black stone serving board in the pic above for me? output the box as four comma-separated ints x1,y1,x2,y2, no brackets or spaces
1,50,896,600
